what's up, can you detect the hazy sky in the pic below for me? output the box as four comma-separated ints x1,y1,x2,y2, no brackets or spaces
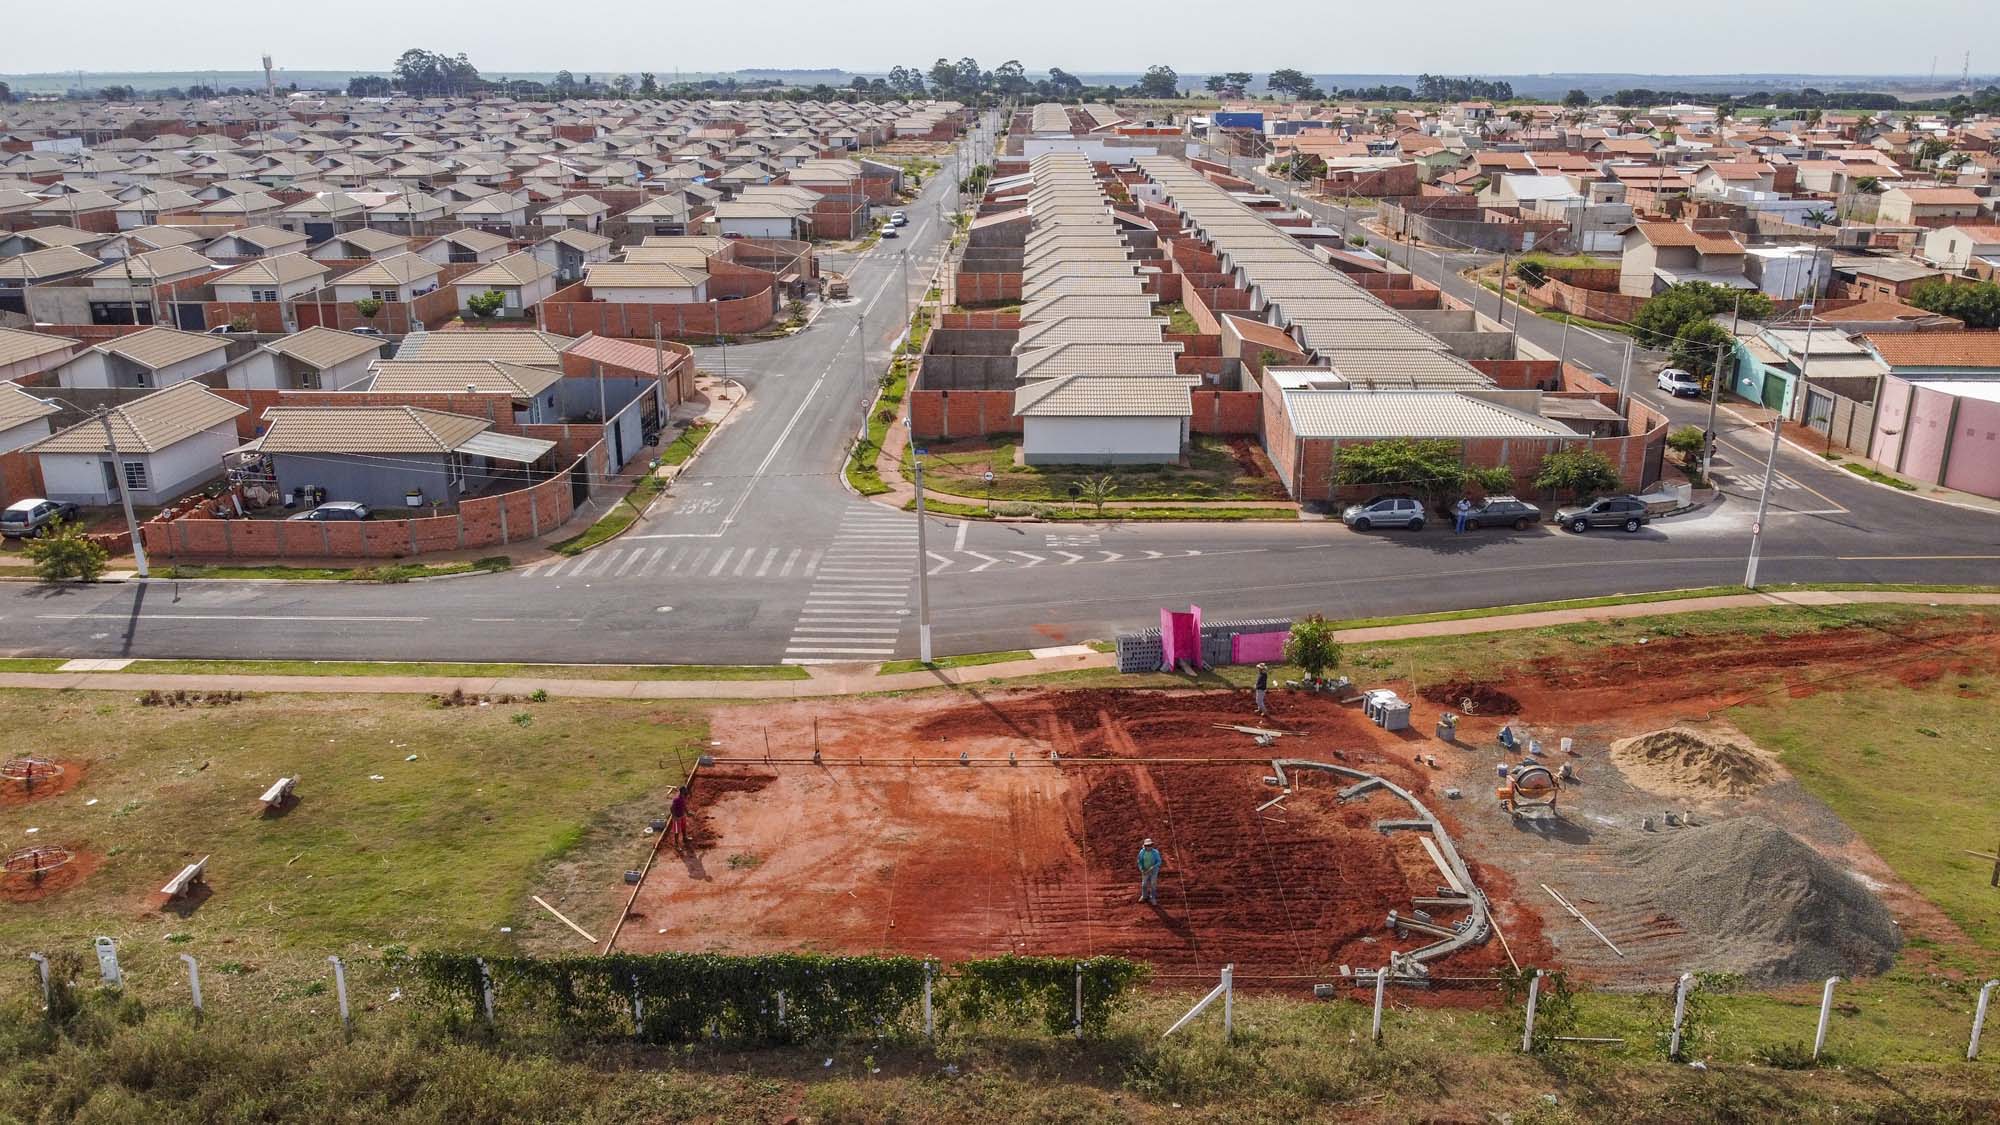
0,0,1985,76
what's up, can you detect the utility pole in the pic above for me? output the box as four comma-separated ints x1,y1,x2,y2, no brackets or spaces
1700,338,1727,481
1556,314,1572,373
853,309,867,439
913,451,932,664
98,408,149,578
1496,249,1509,326
1746,313,1811,588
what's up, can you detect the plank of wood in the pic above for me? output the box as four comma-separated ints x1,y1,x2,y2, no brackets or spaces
533,895,599,945
1417,834,1468,896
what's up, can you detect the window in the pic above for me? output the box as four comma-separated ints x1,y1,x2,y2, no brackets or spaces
130,369,151,388
123,461,149,491
298,369,321,390
370,289,397,302
252,289,278,303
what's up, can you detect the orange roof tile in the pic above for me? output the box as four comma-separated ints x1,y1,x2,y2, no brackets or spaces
1866,332,2000,368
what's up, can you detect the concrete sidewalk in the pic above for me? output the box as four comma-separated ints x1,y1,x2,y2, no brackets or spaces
5,589,1992,701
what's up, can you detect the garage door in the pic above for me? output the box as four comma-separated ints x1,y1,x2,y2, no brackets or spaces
1761,371,1788,411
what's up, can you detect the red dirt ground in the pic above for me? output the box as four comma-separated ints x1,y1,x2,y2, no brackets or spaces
616,689,1552,986
0,760,85,808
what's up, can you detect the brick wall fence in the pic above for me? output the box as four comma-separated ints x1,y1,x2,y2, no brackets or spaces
955,271,1022,304
938,311,1023,330
536,283,778,339
1190,391,1263,434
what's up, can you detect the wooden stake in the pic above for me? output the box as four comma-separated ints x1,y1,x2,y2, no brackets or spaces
533,896,599,944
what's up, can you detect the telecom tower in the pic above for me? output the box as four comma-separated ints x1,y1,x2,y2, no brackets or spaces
262,54,276,97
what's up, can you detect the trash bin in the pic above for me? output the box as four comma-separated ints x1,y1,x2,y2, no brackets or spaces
1436,713,1458,742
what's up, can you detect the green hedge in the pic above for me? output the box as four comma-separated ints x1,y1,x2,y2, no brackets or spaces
400,951,1147,1043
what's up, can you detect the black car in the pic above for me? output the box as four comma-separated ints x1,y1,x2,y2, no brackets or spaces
1459,495,1542,531
1554,495,1650,533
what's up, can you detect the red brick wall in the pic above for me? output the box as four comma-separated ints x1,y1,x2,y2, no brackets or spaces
938,311,1022,329
202,300,289,333
0,450,44,505
954,271,1022,304
908,389,1017,440
1529,277,1647,323
1176,355,1229,379
537,282,777,340
1164,332,1221,357
1189,391,1262,435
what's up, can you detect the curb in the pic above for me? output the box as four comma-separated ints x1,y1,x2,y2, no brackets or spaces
1713,402,1998,516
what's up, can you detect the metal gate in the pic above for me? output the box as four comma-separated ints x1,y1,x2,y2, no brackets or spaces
1762,371,1788,411
1802,388,1835,434
568,462,590,507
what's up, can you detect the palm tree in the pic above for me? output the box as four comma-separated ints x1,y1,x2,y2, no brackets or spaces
1615,109,1637,126
1801,209,1835,227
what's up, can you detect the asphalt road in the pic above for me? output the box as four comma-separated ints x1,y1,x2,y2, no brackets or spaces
0,140,1993,666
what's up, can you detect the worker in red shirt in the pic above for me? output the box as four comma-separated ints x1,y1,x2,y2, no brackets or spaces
666,785,691,852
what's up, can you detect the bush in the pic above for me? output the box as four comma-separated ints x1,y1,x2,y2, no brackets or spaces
24,520,108,583
354,297,383,319
1514,260,1549,288
1533,449,1621,499
1284,615,1340,681
465,289,507,319
1667,425,1705,458
1633,282,1770,349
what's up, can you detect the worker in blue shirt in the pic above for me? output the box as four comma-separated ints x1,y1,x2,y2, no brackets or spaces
1137,838,1163,905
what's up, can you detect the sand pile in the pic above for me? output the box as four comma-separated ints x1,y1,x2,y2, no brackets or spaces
1619,817,1900,983
1610,727,1773,798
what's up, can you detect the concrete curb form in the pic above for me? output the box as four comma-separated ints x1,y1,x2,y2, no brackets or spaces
8,590,1994,701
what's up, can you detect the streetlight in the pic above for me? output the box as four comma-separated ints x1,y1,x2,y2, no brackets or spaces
43,396,149,578
913,447,932,664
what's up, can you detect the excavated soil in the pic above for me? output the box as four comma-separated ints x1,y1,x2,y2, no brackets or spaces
1609,727,1776,799
1419,681,1522,717
617,689,1551,985
0,760,85,808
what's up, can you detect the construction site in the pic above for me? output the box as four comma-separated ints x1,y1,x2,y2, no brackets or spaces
605,608,1989,997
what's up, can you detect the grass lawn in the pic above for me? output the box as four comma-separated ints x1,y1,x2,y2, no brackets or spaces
657,421,713,467
1153,301,1200,334
844,358,910,497
877,649,1032,675
551,475,662,556
909,434,1291,504
1842,461,1919,490
118,659,808,681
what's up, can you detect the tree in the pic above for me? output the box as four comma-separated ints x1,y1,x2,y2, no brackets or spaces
1914,137,1952,165
1266,68,1313,99
1908,278,2000,329
551,70,578,97
393,48,481,97
1076,474,1118,516
992,60,1029,97
610,74,632,98
1852,175,1882,194
1532,449,1621,499
1667,425,1705,460
466,289,508,319
1273,152,1326,181
1562,88,1590,108
1283,614,1341,683
1615,109,1638,126
355,297,383,319
1046,67,1083,97
1632,282,1771,349
0,81,11,104
637,72,659,98
24,520,107,584
1801,209,1835,227
1136,65,1180,100
1669,319,1738,380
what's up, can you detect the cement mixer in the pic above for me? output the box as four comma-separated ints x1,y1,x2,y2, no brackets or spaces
1496,761,1560,818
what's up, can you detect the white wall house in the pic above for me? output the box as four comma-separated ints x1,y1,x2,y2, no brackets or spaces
28,383,246,506
581,262,709,304
222,328,383,391
1013,374,1191,465
330,253,442,304
53,328,229,390
452,253,558,315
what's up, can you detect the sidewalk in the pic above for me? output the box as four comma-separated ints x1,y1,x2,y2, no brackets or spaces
9,589,1992,700
1714,400,2000,516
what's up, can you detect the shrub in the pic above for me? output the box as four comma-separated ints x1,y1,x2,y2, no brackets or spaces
1533,449,1621,499
1514,260,1549,288
1667,425,1705,458
354,297,383,319
1284,615,1340,681
466,289,507,319
24,520,108,583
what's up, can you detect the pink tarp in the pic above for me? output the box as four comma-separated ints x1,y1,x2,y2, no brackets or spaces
1230,630,1288,664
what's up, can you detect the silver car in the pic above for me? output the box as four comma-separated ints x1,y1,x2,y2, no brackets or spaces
1341,496,1426,531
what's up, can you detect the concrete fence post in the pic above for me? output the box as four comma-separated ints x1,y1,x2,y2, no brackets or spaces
1813,976,1838,1060
529,493,540,538
630,972,644,1038
922,961,934,1039
1073,963,1084,1039
1960,976,1992,1056
477,958,496,1025
1221,963,1234,1041
328,956,351,1032
1371,967,1388,1042
1521,969,1544,1053
775,989,786,1026
27,953,50,1013
181,953,203,1017
498,502,509,545
1668,973,1694,1060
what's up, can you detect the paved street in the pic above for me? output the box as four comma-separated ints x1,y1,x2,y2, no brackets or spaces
0,136,1992,667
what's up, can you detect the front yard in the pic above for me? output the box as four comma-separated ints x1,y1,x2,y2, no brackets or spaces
906,434,1291,504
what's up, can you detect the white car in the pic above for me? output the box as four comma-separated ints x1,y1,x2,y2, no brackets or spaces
1656,368,1702,397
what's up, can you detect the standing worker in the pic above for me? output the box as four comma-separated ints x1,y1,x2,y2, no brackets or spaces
1254,662,1270,717
666,784,691,852
1454,497,1473,534
1137,838,1163,905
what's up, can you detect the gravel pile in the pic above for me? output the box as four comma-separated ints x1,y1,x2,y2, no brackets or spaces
1618,816,1900,983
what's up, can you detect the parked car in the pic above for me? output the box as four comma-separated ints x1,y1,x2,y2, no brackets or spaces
1341,496,1426,531
350,326,383,336
1554,495,1650,533
1656,368,1702,397
1459,495,1543,531
891,210,908,226
879,224,899,238
0,498,79,538
287,501,372,522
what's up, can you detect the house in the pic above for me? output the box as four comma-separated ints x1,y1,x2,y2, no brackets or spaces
452,252,558,316
416,228,511,266
222,327,385,390
1877,187,1987,227
85,245,216,290
202,224,309,260
1617,222,1754,297
529,228,614,284
536,196,608,232
580,261,709,303
0,383,60,454
1692,162,1777,197
0,326,80,382
331,253,443,303
0,246,104,309
1863,333,2000,498
51,327,229,389
245,405,557,510
1830,254,1944,300
453,192,530,227
617,194,694,237
310,228,410,262
26,381,245,505
211,253,331,306
709,198,805,240
279,192,368,239
0,226,114,258
365,358,566,423
393,329,573,366
1012,374,1193,465
1918,224,2000,271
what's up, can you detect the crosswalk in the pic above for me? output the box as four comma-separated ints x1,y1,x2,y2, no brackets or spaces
1714,469,1802,493
782,506,916,665
515,544,825,582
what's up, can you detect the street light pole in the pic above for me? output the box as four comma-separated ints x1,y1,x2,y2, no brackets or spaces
97,408,149,578
913,450,932,664
1701,339,1727,482
1746,312,1811,589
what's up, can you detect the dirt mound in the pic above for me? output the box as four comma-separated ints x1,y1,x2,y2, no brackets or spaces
1610,727,1772,798
1618,817,1900,983
1419,681,1521,716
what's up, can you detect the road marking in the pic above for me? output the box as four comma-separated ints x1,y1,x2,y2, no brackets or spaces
1009,551,1044,567
954,520,970,551
667,546,689,573
792,625,902,635
636,547,666,576
926,551,955,575
1837,554,2000,561
614,550,645,577
707,547,735,577
964,550,999,573
754,548,777,577
779,547,800,577
732,549,754,577
787,636,897,646
1056,551,1084,565
783,646,896,655
804,549,822,575
685,547,712,574
37,613,427,623
540,557,572,578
